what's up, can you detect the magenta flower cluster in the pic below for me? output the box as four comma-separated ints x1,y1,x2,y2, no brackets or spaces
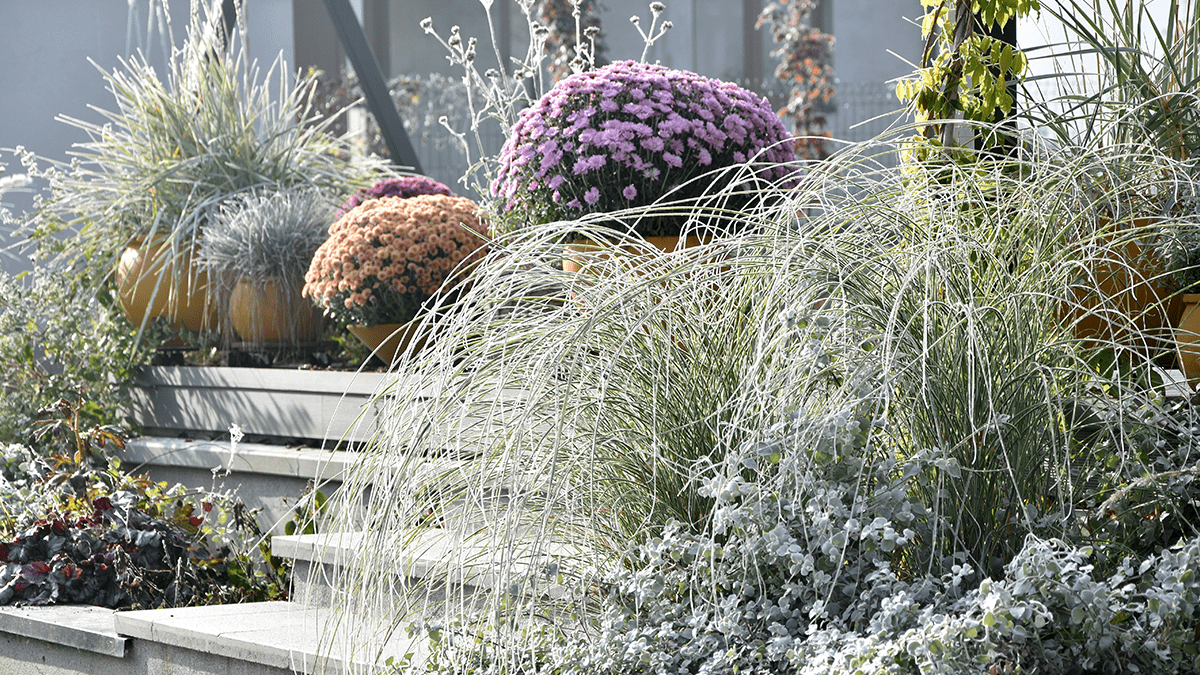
335,176,453,220
493,60,795,236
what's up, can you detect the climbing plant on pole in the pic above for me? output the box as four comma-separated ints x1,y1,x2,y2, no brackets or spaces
534,0,607,82
896,0,1038,159
758,0,836,161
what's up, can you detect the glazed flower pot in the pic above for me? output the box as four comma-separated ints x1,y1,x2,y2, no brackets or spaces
347,321,428,365
1175,294,1200,381
229,278,326,345
116,238,217,332
562,235,709,274
1065,226,1181,355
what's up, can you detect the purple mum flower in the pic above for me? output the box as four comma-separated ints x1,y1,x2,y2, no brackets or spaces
336,176,452,220
492,60,796,235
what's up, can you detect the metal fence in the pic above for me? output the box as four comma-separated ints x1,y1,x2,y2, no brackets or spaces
730,78,908,144
827,81,908,143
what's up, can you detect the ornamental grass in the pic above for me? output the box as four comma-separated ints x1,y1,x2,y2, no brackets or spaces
301,2,1200,674
314,128,1200,675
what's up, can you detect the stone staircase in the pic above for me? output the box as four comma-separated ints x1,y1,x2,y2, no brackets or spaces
0,528,461,674
0,365,542,674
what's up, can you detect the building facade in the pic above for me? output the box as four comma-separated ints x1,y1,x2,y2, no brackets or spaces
0,0,922,274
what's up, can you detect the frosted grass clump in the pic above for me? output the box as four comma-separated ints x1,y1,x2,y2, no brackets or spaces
492,60,797,236
315,120,1200,675
200,186,338,305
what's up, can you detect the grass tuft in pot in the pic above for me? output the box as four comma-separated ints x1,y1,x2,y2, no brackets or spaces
20,1,386,334
199,186,337,347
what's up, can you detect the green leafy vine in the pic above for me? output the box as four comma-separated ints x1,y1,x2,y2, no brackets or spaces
897,0,1039,157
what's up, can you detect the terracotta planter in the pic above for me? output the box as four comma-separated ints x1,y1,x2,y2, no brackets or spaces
229,278,326,345
116,239,216,332
562,235,708,274
347,321,428,365
1176,294,1200,381
1065,228,1181,354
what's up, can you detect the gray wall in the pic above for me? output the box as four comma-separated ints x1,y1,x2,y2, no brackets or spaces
830,0,922,84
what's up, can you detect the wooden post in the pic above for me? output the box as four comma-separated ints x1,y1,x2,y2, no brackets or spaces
975,13,1018,154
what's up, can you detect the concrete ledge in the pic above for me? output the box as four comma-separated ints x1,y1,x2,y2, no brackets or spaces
130,366,410,443
122,437,352,483
134,366,395,395
113,601,414,674
275,530,464,579
275,530,579,596
0,605,127,657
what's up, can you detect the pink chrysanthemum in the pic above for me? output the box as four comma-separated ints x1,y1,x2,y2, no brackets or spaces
493,60,796,236
303,195,486,327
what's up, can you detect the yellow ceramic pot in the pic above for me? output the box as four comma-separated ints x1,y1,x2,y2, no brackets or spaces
229,278,326,345
347,321,428,365
116,238,217,332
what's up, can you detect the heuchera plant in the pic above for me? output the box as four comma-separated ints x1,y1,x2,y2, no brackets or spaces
334,176,454,220
303,194,487,327
0,400,286,608
492,60,797,237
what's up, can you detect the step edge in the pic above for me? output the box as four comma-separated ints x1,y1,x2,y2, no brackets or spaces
114,600,414,673
122,437,352,482
0,604,127,658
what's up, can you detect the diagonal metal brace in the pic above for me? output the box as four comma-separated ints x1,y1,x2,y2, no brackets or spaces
322,0,423,172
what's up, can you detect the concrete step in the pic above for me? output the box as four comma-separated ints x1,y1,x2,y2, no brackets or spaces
274,529,490,608
273,529,582,609
114,600,417,674
0,528,572,675
0,601,418,675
